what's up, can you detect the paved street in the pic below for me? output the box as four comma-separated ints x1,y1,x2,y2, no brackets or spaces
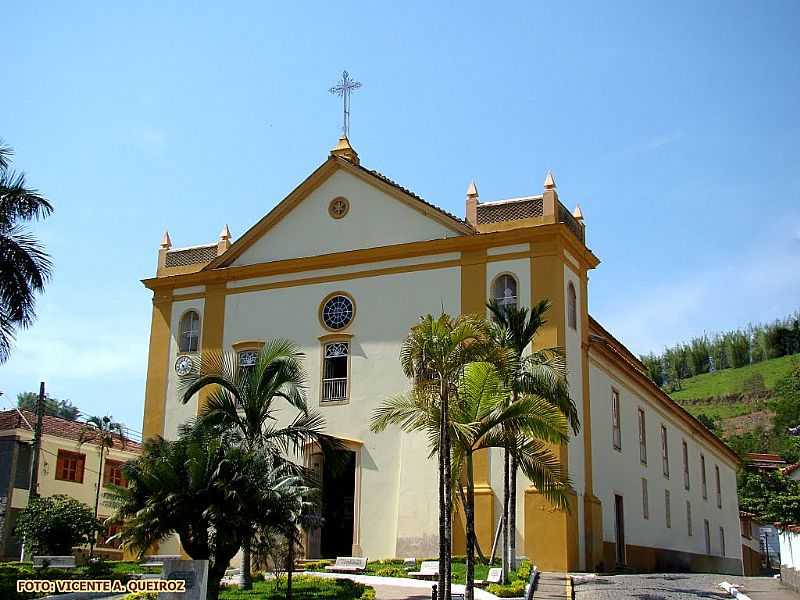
573,573,798,600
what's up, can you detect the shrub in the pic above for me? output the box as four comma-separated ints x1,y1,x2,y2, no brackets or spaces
14,495,101,555
515,560,532,580
122,593,157,600
374,565,407,577
487,579,525,597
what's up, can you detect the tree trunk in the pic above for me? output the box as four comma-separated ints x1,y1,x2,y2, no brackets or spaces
465,451,476,600
443,402,452,600
287,534,294,600
509,452,518,571
207,560,229,600
238,542,252,589
438,384,447,600
501,447,510,583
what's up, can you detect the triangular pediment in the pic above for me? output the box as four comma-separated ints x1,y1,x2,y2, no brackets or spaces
209,156,471,268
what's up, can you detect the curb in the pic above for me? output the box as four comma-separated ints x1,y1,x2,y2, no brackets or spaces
565,576,575,599
719,581,752,600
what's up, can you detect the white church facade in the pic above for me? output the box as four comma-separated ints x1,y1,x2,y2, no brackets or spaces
141,137,743,574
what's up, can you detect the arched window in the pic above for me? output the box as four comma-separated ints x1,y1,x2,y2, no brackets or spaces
179,310,200,353
567,282,577,330
492,274,518,311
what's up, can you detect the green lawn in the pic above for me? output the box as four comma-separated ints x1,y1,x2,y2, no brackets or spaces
670,354,799,401
220,576,374,600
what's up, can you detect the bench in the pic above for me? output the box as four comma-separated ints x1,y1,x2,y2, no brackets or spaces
324,556,368,573
409,560,439,580
140,554,182,568
33,556,75,569
475,567,502,587
524,565,540,600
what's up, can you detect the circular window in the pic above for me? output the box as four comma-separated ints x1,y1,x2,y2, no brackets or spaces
328,196,350,219
321,294,355,330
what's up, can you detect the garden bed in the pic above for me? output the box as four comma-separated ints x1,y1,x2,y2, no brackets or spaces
219,575,375,600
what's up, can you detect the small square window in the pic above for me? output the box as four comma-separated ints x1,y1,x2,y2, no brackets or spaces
56,450,85,483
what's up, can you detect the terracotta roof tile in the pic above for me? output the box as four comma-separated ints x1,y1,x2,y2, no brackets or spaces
355,164,475,232
165,244,217,268
0,410,141,452
476,197,543,224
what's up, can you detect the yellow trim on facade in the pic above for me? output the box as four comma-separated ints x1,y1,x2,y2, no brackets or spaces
197,283,226,416
231,340,265,352
205,156,472,270
146,225,599,291
142,291,172,440
579,271,603,569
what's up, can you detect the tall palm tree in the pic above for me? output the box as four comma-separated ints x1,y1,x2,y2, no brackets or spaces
79,415,126,558
0,140,53,363
373,361,571,600
374,313,498,600
178,338,329,590
107,422,302,600
487,299,579,578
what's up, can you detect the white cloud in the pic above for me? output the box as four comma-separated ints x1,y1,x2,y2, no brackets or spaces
3,309,147,381
599,217,800,355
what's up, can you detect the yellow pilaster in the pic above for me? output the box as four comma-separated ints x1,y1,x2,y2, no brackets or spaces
526,239,580,571
455,249,495,555
197,283,226,415
142,291,172,440
580,271,603,570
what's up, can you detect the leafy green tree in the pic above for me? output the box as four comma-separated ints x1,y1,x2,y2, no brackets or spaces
381,313,497,600
772,365,800,434
107,423,306,600
374,361,570,600
178,339,328,590
79,415,126,557
694,414,720,434
0,141,53,363
738,469,800,526
486,299,578,580
15,494,101,555
17,392,80,420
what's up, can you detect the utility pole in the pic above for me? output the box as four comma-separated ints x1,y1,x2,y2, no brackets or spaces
29,382,46,498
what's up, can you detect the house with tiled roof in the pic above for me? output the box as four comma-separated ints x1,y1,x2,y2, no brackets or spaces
0,409,141,560
141,135,744,575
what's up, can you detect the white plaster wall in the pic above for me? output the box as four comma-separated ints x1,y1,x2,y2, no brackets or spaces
163,299,203,440
486,257,532,560
589,355,742,563
233,169,461,265
781,528,799,569
220,265,461,558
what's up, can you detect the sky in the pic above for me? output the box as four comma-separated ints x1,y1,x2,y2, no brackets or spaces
2,1,799,432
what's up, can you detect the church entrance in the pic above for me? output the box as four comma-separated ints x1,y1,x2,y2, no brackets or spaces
306,447,357,558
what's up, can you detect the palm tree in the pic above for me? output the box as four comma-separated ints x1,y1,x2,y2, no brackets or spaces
178,338,329,589
107,422,302,600
373,313,498,600
487,299,579,578
373,361,571,600
79,415,126,558
0,140,53,363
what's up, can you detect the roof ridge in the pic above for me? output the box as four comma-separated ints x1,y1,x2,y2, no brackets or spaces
357,164,475,232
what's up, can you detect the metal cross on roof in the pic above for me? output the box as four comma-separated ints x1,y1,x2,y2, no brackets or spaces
329,70,362,138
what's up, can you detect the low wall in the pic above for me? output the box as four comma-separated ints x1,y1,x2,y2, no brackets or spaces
779,527,800,592
601,542,743,575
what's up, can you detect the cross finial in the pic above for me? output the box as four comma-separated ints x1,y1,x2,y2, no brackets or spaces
329,70,362,138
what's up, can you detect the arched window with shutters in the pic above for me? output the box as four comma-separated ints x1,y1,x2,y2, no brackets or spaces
178,310,200,353
567,282,577,330
492,274,518,311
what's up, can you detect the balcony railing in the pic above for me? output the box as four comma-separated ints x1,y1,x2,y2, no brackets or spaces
322,378,348,402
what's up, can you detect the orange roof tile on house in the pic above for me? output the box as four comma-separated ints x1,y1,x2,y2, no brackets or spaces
0,409,141,452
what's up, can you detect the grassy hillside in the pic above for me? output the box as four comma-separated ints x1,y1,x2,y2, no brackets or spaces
670,354,800,401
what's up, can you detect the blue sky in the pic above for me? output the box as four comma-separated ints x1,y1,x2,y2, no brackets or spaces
2,1,799,431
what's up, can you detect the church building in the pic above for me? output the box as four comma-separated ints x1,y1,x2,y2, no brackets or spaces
141,136,743,574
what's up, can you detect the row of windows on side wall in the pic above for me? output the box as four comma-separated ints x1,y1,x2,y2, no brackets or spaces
53,450,127,487
637,485,727,557
613,392,724,506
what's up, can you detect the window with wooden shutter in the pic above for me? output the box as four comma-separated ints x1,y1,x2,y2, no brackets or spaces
103,459,127,487
55,450,85,483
